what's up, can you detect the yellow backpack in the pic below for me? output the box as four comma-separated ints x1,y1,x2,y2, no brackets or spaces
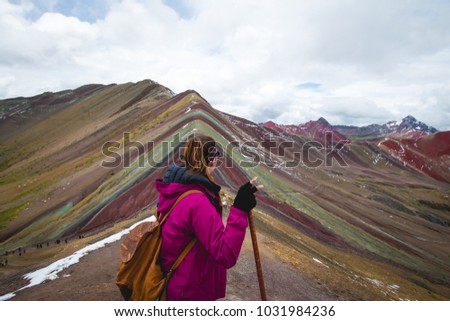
116,190,202,300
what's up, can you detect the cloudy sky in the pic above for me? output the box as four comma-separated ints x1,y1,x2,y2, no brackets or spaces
1,0,449,130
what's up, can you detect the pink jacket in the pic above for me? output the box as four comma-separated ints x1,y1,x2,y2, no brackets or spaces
155,178,248,301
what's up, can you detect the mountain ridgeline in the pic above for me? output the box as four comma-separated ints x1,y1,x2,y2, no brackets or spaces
333,115,439,139
0,80,449,300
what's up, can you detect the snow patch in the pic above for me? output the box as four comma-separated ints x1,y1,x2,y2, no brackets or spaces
387,284,400,291
313,258,329,268
373,154,382,165
0,216,156,301
366,277,383,287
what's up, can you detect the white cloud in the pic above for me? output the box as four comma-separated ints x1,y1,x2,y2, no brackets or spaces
0,0,449,130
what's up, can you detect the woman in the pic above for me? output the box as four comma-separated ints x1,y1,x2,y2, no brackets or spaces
154,134,263,300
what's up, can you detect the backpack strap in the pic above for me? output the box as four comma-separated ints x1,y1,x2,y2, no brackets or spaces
157,190,204,300
159,236,197,300
158,190,204,225
166,238,197,278
158,189,204,275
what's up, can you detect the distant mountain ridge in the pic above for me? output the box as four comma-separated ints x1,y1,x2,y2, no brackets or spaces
0,84,109,141
261,117,349,143
261,115,448,182
262,115,438,141
334,115,438,140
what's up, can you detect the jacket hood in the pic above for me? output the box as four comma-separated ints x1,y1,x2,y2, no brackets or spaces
155,164,222,214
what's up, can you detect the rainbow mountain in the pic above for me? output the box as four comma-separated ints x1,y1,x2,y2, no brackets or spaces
0,80,449,300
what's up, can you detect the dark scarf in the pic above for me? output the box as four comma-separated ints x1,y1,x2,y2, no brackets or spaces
162,164,222,213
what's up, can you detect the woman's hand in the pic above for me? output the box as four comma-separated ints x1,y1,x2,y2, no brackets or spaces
233,177,264,213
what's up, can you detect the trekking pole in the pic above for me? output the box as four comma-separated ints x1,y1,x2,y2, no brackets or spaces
248,210,267,300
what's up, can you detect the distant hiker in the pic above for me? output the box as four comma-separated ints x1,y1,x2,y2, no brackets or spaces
47,242,50,247
156,134,263,300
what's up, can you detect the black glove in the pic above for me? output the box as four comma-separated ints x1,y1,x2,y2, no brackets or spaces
233,182,258,213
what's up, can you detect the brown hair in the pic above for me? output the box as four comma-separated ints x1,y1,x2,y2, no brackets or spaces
183,134,219,181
